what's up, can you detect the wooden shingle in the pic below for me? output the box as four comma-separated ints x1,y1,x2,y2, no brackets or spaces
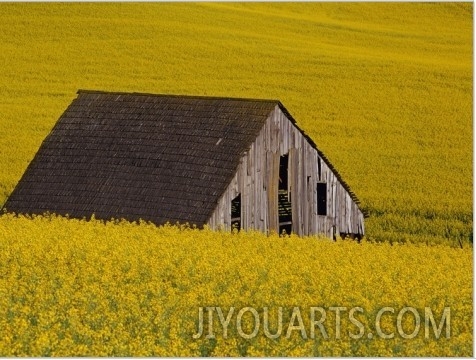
3,90,277,226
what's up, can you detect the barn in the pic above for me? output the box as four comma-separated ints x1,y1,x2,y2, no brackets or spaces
2,90,365,239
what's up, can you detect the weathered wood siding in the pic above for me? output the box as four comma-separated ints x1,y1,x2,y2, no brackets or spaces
207,105,365,238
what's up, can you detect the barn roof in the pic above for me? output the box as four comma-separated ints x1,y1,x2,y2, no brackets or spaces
3,90,364,225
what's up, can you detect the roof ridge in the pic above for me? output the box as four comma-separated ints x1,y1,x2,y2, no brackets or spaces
77,90,367,216
77,89,280,104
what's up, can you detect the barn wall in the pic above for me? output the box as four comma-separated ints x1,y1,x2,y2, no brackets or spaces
207,106,365,238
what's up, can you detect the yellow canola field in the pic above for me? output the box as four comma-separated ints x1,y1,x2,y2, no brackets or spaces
0,3,472,356
0,215,471,356
0,2,472,245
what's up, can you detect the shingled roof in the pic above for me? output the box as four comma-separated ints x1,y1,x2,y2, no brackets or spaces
3,90,364,225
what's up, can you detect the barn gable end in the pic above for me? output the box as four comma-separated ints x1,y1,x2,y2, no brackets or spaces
3,90,365,239
208,105,365,238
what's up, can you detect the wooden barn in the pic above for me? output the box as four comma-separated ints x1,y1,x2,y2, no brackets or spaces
3,90,365,239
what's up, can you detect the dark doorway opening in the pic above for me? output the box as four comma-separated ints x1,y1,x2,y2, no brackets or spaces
317,182,327,216
278,154,292,235
231,193,241,231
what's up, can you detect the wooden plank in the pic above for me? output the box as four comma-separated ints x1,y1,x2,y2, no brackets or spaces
266,151,277,233
295,136,303,236
331,175,338,237
245,157,252,230
302,143,309,236
241,156,247,229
